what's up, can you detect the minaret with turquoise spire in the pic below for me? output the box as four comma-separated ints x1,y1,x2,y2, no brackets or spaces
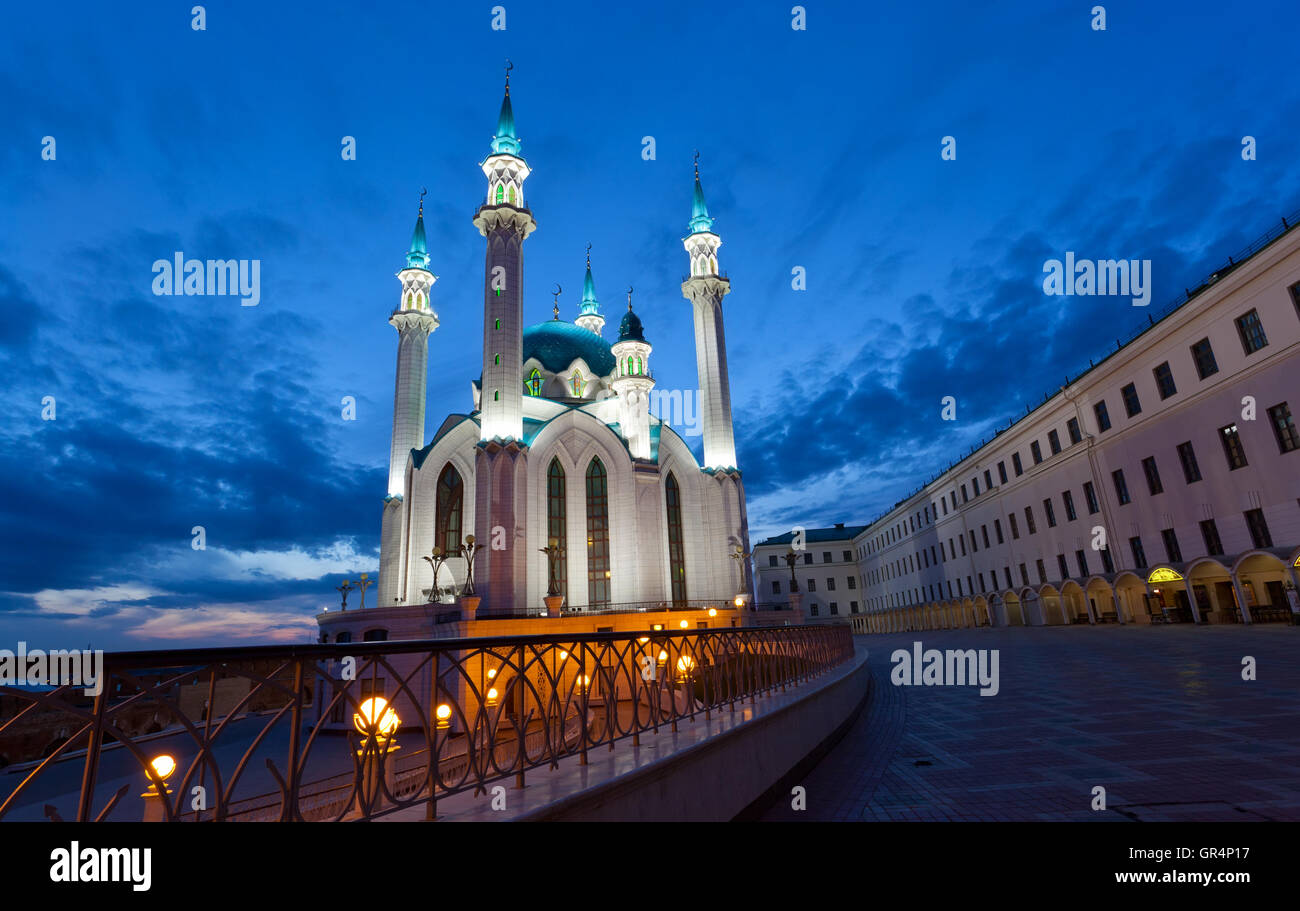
473,61,536,443
680,154,737,470
379,191,440,606
611,287,654,459
471,63,535,617
575,244,605,336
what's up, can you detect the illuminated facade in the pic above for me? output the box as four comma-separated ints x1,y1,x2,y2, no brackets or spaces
374,75,749,614
855,214,1300,630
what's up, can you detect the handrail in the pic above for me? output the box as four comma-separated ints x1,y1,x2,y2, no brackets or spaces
0,624,853,822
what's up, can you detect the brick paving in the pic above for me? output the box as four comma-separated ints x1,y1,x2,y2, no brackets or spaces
762,626,1300,821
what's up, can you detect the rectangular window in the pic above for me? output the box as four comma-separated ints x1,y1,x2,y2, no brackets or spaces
1009,513,1020,539
972,478,980,496
1012,452,1023,476
1200,519,1223,556
1048,430,1061,455
827,577,836,591
1112,469,1131,505
1129,536,1147,569
1235,308,1268,355
1067,417,1082,445
1177,441,1202,483
1024,506,1037,535
978,573,985,594
1153,362,1177,399
1121,383,1142,418
823,551,832,563
843,550,853,562
1291,280,1300,318
951,491,958,509
1094,400,1111,432
1043,498,1057,528
1076,550,1089,577
1141,456,1163,495
994,519,1004,544
961,484,968,503
1161,528,1182,563
1004,567,1013,589
1057,553,1069,579
969,530,978,552
1083,481,1099,514
1100,547,1114,574
1245,509,1273,548
1062,490,1077,521
942,498,948,515
807,578,816,592
771,580,781,594
998,461,1008,483
1190,337,1218,379
1019,563,1029,586
803,553,812,565
1031,440,1043,464
1267,402,1300,453
959,536,966,556
1219,423,1248,470
847,576,856,589
1036,559,1046,584
984,469,993,490
768,555,777,567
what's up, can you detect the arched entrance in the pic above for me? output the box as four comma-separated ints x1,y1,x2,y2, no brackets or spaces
1186,558,1238,624
1114,572,1149,624
1036,584,1066,625
1085,577,1117,623
1060,580,1089,624
1145,566,1195,623
1233,551,1293,623
1002,591,1025,626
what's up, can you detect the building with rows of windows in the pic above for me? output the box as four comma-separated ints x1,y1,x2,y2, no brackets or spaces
753,524,867,619
790,214,1300,633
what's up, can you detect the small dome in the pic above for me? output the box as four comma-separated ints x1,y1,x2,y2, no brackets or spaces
522,320,615,376
617,308,647,343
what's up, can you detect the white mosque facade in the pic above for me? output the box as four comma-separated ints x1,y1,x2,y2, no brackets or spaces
373,77,750,615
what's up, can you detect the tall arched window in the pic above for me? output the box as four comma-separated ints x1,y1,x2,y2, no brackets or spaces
507,186,516,205
570,370,585,397
665,472,687,605
525,367,542,396
585,457,611,606
436,463,463,555
636,356,643,375
547,458,568,602
495,184,504,204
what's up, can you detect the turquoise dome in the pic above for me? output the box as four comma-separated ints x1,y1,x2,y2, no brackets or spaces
522,320,615,376
617,308,646,343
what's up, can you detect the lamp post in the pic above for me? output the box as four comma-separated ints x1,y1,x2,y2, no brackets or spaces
141,754,176,822
540,537,565,617
459,535,485,619
335,579,355,611
352,696,400,817
783,549,804,621
422,546,448,603
356,573,374,610
731,544,754,612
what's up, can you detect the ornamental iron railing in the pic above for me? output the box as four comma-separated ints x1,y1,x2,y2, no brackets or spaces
0,624,852,822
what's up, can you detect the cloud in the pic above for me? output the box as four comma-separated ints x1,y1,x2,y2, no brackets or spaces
28,584,165,617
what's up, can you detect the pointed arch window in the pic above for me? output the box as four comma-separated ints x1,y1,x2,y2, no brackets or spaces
495,184,504,204
547,458,568,603
436,463,464,555
525,367,542,397
627,356,634,376
665,472,687,605
585,457,611,607
405,291,414,307
494,353,500,365
507,186,516,205
636,356,643,375
570,370,586,397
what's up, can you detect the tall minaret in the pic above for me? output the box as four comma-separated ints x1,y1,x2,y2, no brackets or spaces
472,65,535,615
611,288,654,459
575,245,605,336
379,192,439,606
474,63,536,442
680,155,737,470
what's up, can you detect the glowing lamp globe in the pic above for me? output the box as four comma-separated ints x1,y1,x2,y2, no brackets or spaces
435,703,452,730
354,696,400,741
151,754,176,782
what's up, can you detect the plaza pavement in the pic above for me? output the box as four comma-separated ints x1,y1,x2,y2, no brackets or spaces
761,625,1300,821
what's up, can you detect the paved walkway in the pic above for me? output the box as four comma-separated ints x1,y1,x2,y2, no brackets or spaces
762,626,1300,821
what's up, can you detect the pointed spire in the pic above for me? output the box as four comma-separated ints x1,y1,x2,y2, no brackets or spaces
490,60,522,157
579,243,600,316
405,188,430,270
688,150,715,235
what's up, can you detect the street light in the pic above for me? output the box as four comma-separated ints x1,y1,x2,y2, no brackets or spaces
435,704,452,730
353,696,400,744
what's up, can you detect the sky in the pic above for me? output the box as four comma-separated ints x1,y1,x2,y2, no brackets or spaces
1,0,1298,650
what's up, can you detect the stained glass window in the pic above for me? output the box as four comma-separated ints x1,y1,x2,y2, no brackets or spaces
495,184,504,204
547,458,567,602
570,371,585,397
586,458,610,606
665,473,687,605
526,368,542,396
435,463,463,555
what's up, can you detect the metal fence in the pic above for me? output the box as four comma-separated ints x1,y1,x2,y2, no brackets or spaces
0,624,853,822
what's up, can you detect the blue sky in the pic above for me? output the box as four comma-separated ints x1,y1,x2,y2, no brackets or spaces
2,0,1297,650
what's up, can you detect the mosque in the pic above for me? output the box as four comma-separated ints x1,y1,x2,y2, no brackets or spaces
371,73,751,616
